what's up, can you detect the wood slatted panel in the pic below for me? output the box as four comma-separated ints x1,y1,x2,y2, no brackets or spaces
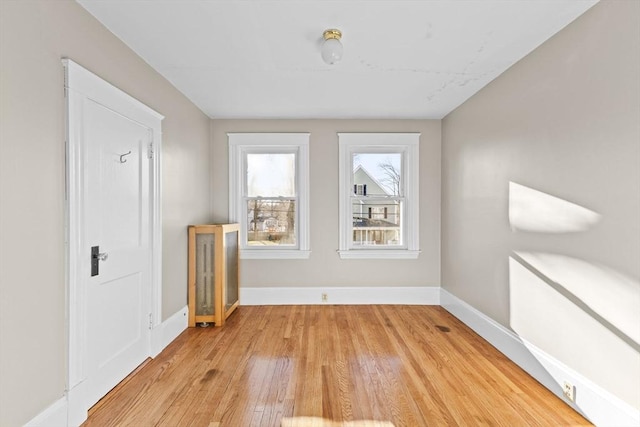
83,306,591,427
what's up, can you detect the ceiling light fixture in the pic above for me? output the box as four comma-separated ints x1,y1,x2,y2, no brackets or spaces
321,29,343,65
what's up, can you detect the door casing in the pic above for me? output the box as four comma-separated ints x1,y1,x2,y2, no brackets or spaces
63,59,163,426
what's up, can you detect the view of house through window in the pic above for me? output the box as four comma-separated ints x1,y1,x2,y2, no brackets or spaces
352,153,402,246
338,132,419,258
246,153,297,246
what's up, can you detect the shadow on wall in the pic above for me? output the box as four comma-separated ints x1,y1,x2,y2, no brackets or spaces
507,182,640,415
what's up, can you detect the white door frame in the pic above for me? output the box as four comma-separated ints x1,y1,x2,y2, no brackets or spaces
63,59,163,426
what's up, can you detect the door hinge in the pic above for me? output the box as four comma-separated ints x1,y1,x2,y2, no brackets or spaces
148,313,153,330
147,142,154,159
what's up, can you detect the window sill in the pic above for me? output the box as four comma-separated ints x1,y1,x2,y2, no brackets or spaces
337,249,421,260
240,249,311,260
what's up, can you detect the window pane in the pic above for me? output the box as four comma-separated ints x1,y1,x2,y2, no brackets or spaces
352,153,402,196
352,200,402,246
247,153,296,197
246,199,296,246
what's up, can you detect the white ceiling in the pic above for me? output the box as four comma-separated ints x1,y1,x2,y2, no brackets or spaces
77,0,598,119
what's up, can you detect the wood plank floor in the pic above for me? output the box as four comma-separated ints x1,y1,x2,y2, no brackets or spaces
83,306,591,427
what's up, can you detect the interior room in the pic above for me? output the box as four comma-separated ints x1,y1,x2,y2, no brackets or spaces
0,0,638,426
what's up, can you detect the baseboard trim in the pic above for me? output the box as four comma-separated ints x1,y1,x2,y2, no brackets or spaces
28,306,189,427
23,396,68,427
240,286,441,306
151,305,188,357
441,289,640,426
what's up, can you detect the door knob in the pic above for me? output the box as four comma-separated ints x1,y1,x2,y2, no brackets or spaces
97,252,108,261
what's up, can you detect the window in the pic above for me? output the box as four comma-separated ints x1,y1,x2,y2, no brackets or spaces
229,133,310,259
338,133,420,259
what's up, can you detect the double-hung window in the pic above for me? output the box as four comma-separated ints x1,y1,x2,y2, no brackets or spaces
228,133,310,259
338,133,420,259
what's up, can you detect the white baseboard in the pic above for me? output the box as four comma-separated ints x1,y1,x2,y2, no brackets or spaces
151,305,188,357
23,397,68,427
441,289,640,427
28,306,189,427
240,286,441,306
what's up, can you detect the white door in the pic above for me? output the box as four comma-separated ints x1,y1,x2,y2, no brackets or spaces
64,59,163,423
84,100,152,407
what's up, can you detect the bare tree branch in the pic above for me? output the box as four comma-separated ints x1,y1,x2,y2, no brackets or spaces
378,160,400,196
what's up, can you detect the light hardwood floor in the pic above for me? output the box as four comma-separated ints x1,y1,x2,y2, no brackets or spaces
83,305,591,426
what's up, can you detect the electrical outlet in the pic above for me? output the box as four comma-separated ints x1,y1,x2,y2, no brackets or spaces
321,293,328,302
563,381,575,402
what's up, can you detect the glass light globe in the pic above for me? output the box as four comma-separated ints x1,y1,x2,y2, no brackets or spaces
321,38,343,65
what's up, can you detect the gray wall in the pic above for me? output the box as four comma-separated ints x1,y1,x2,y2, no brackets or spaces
0,1,211,425
442,0,640,410
211,120,441,288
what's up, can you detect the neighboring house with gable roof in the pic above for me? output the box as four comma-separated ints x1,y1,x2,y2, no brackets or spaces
352,165,401,245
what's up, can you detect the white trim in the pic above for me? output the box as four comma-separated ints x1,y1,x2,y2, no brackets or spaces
62,60,163,122
150,130,163,333
66,383,88,427
151,305,188,357
337,133,420,259
24,397,68,427
28,306,187,427
240,286,440,306
241,249,311,259
440,289,640,427
63,59,163,424
228,133,310,259
337,249,421,259
64,71,85,390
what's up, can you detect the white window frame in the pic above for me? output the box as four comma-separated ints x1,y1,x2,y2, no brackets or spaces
229,133,310,259
338,133,420,259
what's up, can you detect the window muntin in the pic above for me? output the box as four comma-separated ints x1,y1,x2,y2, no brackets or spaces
338,133,420,259
228,133,310,259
